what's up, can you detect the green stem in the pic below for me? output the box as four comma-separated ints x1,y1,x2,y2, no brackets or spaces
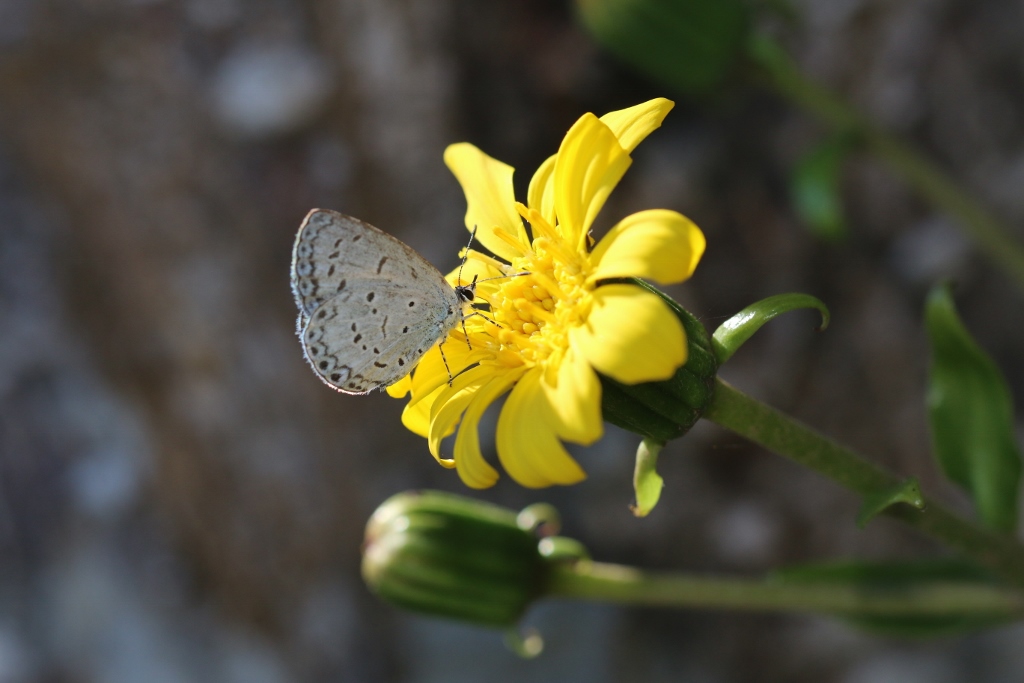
548,561,1024,617
704,379,1024,588
749,39,1024,291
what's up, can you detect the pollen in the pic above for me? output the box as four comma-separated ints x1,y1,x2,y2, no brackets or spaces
469,220,593,368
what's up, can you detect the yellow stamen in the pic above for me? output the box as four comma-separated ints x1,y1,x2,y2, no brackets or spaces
517,299,557,324
516,203,559,242
533,236,579,268
491,226,529,256
527,270,570,302
465,249,509,273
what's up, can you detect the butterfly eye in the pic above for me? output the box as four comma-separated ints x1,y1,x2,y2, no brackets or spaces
456,286,475,303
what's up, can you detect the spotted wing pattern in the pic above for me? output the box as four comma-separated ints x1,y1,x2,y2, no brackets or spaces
290,209,463,394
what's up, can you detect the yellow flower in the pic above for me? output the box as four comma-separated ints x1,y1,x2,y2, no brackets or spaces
387,98,706,489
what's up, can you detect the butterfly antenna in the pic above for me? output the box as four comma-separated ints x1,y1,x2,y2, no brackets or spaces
460,272,479,349
474,271,531,285
454,228,529,349
457,225,477,287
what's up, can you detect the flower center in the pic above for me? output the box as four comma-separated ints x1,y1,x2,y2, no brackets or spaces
472,222,592,367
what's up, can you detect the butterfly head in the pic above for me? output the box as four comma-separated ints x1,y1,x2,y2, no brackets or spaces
454,273,477,304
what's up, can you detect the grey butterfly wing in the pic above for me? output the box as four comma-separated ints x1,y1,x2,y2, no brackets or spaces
299,276,461,393
291,209,444,320
290,209,464,394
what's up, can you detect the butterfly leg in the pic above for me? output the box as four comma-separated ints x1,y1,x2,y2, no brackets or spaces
459,308,505,353
463,311,503,328
438,339,455,387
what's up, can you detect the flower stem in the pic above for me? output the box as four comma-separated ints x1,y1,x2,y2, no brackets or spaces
748,39,1024,292
547,560,1024,617
704,379,1024,588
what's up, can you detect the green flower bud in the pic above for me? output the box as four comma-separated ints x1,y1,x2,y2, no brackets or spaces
599,279,718,443
362,491,549,627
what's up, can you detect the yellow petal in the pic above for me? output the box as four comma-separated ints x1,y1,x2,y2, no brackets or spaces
599,98,675,153
401,385,452,457
453,369,524,489
554,114,631,249
528,99,672,233
527,153,557,229
589,209,706,285
406,347,449,406
407,342,483,408
427,365,491,460
571,284,686,384
444,143,529,262
541,346,603,444
386,374,412,398
445,250,506,289
495,368,587,488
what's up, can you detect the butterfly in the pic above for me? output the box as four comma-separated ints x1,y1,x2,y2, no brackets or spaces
290,209,478,394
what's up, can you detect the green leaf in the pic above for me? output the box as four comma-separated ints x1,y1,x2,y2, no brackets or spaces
792,136,854,240
925,284,1022,533
711,293,830,365
574,0,750,94
791,134,856,241
773,560,1012,638
631,439,665,517
856,478,925,528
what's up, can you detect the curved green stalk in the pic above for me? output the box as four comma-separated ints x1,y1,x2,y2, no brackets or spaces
748,38,1024,291
704,379,1024,587
547,561,1024,617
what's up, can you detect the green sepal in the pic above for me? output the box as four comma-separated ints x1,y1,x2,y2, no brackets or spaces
856,478,925,528
792,133,858,241
712,293,830,364
925,284,1022,533
598,279,718,442
517,503,562,536
538,536,591,563
772,560,1012,638
362,491,547,628
574,0,750,95
632,439,665,517
600,378,685,442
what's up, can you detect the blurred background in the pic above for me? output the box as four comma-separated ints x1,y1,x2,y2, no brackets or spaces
1,0,1024,681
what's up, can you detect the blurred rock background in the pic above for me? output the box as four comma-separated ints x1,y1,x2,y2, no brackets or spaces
1,0,1023,681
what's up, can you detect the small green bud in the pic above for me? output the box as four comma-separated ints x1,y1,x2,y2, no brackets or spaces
362,491,549,627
